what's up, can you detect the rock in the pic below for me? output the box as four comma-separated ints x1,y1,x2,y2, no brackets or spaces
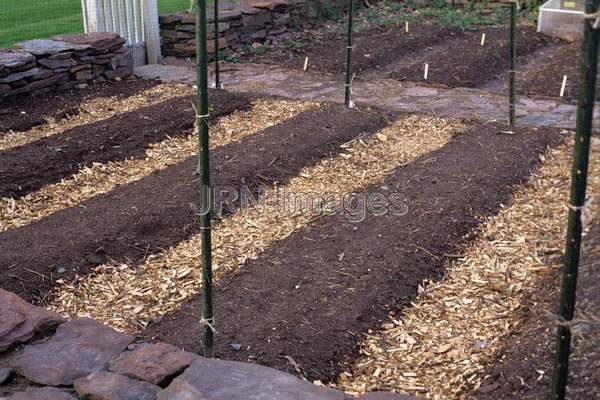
0,51,35,70
242,10,272,27
0,289,64,351
14,317,134,385
54,32,125,52
0,84,11,96
17,39,90,56
180,12,197,24
70,63,92,73
109,342,198,385
37,57,77,70
157,358,346,400
9,73,68,96
272,12,290,25
73,70,94,81
0,367,13,384
92,64,107,77
6,387,76,400
74,371,160,400
104,64,134,81
0,68,40,84
159,14,182,24
218,10,243,21
30,68,55,81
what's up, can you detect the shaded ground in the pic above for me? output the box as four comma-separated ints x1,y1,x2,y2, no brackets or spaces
240,23,465,76
517,40,600,102
0,80,157,133
239,24,557,91
0,90,252,198
473,218,600,399
387,26,553,89
0,104,392,303
143,122,564,383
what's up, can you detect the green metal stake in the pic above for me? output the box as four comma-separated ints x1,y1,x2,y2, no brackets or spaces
550,1,600,398
344,0,354,108
214,0,220,89
508,0,517,125
196,0,214,358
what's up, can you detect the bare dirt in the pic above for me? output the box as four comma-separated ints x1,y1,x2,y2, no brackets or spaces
240,22,465,76
143,121,564,383
239,23,559,91
0,80,158,134
0,90,252,198
0,104,392,303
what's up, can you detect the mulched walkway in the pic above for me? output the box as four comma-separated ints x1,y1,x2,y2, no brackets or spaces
0,104,391,303
0,90,252,198
0,80,158,134
143,122,564,382
473,216,600,399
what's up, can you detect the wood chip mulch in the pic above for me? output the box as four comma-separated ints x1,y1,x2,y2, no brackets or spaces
336,136,600,399
48,115,465,332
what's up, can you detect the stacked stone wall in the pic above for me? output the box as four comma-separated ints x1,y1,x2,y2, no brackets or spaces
0,33,133,99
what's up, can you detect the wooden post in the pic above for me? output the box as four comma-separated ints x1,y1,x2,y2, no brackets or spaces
81,0,107,33
143,0,162,64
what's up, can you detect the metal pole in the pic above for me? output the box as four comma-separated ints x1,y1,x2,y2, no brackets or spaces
214,0,220,89
508,1,517,125
344,0,354,108
550,1,599,398
196,0,214,358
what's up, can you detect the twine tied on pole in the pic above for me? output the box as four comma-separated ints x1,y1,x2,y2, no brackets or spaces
567,196,595,225
200,317,217,333
584,10,600,29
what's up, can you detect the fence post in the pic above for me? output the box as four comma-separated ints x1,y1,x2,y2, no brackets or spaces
508,0,517,125
550,0,600,398
143,0,162,64
344,0,354,108
196,0,214,358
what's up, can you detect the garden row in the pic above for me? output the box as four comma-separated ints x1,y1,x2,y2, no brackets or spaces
0,80,565,396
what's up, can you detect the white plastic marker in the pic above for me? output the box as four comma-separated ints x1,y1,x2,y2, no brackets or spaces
560,75,568,97
303,56,309,71
424,63,429,80
405,21,409,33
481,32,486,46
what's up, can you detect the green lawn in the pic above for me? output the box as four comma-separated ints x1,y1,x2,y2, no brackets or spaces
0,0,191,48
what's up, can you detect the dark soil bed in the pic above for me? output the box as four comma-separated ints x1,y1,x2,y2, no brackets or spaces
472,218,600,399
0,90,252,198
387,26,554,88
239,24,556,90
240,23,465,76
0,104,392,303
0,79,158,134
517,40,600,102
143,122,564,383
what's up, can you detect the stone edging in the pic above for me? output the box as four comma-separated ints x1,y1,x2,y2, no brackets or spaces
0,289,416,399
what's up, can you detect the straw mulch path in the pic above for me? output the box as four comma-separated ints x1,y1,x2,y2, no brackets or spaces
0,99,318,231
48,115,465,332
0,83,192,151
336,136,600,399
